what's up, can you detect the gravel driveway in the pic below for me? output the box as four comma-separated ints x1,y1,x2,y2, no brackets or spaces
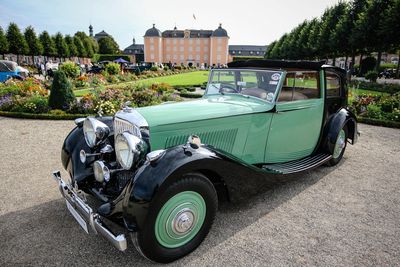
0,117,399,266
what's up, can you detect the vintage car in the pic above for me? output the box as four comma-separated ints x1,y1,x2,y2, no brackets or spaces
0,60,27,82
53,60,358,263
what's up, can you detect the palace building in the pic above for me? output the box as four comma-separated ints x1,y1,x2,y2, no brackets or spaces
143,24,229,67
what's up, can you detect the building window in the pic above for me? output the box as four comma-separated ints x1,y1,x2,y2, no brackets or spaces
166,39,170,44
196,39,200,44
232,51,236,54
217,46,222,52
196,55,200,60
204,46,208,52
150,38,154,43
189,39,193,44
217,38,222,43
166,45,170,51
180,39,184,44
173,39,177,44
150,45,154,50
180,46,184,52
180,55,184,61
173,54,177,60
250,51,253,54
166,54,171,60
189,47,193,52
196,46,200,52
256,51,259,54
217,55,221,60
173,46,177,51
204,55,208,60
150,54,155,60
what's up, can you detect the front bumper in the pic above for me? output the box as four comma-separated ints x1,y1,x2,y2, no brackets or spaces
52,170,127,251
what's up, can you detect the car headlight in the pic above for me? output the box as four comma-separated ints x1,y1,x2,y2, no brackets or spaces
115,132,148,170
83,117,110,148
93,160,110,183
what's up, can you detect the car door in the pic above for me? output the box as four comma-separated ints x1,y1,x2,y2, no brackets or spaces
265,71,324,163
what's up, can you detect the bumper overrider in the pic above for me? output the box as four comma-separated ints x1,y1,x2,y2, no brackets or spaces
52,170,127,251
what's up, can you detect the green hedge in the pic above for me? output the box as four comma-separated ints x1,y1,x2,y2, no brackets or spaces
179,92,203,98
0,111,92,120
358,116,400,129
93,54,131,63
350,80,400,94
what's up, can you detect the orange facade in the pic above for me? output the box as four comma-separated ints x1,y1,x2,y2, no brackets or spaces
144,25,229,67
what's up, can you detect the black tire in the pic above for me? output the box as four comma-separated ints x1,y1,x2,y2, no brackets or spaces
327,125,348,166
134,173,218,263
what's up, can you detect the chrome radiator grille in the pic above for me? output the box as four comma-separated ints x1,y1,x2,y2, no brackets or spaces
113,117,141,139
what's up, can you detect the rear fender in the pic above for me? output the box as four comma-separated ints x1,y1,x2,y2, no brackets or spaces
322,108,358,154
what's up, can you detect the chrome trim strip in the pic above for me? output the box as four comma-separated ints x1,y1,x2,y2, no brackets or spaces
52,171,127,251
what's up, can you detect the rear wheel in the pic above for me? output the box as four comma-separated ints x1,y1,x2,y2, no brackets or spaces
133,173,218,263
327,126,348,166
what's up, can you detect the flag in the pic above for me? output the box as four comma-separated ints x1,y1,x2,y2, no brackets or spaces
193,14,196,20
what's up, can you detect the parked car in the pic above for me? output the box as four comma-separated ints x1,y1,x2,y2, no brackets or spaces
379,68,397,79
52,60,358,263
0,60,26,82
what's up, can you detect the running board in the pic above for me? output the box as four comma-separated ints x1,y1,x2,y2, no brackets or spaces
262,153,332,174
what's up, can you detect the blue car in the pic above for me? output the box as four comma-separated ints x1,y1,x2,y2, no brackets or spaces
0,60,25,82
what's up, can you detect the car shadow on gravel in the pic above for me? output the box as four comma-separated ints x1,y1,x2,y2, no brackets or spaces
0,164,339,266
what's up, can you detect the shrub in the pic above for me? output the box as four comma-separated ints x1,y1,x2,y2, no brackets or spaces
360,57,377,76
48,71,76,110
150,66,159,72
105,62,121,75
59,61,80,78
349,80,400,95
163,66,170,71
365,71,378,82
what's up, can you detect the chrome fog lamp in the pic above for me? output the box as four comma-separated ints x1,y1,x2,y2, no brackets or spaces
93,160,110,183
115,132,148,170
146,149,166,163
83,117,110,148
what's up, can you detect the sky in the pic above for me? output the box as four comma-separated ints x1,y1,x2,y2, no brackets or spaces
0,0,343,49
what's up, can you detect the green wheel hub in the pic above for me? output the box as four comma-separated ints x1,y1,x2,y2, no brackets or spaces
155,191,206,248
333,129,346,159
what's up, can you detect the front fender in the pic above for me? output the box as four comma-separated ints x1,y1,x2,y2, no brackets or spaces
61,116,114,183
323,108,358,154
122,144,279,231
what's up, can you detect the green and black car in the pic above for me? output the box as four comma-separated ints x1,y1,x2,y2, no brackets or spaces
53,60,358,263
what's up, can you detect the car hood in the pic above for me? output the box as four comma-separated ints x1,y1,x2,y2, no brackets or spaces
137,94,274,127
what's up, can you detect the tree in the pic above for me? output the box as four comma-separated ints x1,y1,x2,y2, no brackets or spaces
54,32,69,59
39,31,56,58
380,0,400,77
348,0,368,65
98,36,120,54
65,35,77,58
75,31,97,57
24,26,43,63
73,36,86,57
306,19,322,59
354,0,395,71
0,26,8,58
264,41,277,59
6,23,28,63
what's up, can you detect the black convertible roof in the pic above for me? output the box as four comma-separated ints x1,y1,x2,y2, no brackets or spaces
228,59,344,72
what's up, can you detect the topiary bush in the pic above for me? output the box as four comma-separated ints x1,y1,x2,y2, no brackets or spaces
105,62,121,75
365,71,379,82
150,66,159,71
59,61,80,78
360,57,377,76
48,71,76,110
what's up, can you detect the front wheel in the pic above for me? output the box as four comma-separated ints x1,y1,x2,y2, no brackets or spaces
133,173,218,263
327,126,348,166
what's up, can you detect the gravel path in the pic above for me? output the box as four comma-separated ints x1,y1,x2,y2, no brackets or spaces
0,117,399,266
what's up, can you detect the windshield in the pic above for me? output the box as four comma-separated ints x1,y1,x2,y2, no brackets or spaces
206,69,283,102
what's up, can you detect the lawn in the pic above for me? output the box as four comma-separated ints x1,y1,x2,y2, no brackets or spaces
74,71,210,97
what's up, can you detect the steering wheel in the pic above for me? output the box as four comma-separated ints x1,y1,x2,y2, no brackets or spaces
219,83,239,93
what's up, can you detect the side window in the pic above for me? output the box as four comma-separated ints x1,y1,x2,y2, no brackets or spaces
326,71,341,97
278,71,319,102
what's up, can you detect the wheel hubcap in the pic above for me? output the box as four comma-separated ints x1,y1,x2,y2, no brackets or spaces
333,129,346,159
155,191,206,248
